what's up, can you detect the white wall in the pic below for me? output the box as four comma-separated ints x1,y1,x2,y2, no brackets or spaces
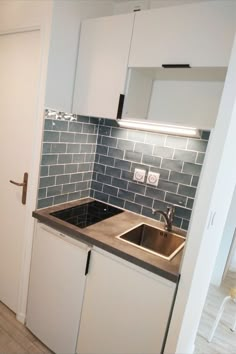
0,0,52,32
211,186,236,285
165,33,236,353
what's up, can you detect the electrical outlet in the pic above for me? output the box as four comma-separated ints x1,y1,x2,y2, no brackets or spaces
147,171,160,186
133,168,146,183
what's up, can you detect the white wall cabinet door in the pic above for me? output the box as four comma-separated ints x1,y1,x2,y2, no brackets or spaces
27,223,90,354
45,1,82,113
45,2,114,113
129,1,236,68
73,13,134,119
76,248,176,354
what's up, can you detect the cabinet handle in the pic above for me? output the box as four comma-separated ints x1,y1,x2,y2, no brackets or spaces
85,250,91,275
162,64,191,68
116,94,125,119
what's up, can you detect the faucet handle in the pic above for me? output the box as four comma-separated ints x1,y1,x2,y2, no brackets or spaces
167,205,175,211
167,205,175,218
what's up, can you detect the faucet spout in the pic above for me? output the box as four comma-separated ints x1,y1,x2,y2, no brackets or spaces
152,206,175,231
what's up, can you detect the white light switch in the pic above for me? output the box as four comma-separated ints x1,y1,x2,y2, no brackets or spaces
147,171,160,186
133,168,146,183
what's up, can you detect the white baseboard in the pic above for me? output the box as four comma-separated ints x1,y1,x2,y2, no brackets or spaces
16,312,26,324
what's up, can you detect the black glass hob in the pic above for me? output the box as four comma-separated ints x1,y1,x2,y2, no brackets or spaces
50,200,124,229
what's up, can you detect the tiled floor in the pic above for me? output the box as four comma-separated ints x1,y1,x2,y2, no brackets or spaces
195,271,236,354
0,302,51,354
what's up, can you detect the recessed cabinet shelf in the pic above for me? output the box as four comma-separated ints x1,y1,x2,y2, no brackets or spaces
122,67,226,129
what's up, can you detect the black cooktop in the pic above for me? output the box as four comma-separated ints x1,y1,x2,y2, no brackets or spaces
50,200,124,229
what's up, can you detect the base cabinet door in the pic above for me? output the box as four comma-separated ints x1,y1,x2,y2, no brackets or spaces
76,248,176,354
27,223,90,354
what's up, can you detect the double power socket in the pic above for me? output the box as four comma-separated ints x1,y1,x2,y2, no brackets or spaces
133,168,160,187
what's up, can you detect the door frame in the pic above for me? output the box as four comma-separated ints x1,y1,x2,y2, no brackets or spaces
0,18,52,322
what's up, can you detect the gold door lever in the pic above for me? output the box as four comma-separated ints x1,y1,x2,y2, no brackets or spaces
10,172,28,205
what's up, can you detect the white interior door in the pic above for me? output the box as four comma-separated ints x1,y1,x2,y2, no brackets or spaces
0,30,40,312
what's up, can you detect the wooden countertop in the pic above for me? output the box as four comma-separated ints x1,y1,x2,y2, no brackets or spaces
33,197,186,283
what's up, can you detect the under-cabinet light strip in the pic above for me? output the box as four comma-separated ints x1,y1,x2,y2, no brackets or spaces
117,120,200,138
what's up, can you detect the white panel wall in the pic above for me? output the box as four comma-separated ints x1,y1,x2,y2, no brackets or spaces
229,246,236,271
165,34,236,353
211,186,236,285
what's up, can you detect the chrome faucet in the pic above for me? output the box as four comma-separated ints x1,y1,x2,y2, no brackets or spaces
152,206,175,231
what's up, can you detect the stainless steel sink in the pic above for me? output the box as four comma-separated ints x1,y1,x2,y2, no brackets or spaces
116,223,185,260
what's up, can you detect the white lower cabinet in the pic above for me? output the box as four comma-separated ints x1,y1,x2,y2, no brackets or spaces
76,248,176,354
26,223,91,354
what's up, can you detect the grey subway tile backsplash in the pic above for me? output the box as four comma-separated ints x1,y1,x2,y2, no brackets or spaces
118,189,135,202
153,146,173,158
49,165,64,175
38,113,96,207
41,154,58,166
196,152,205,164
165,192,187,207
142,154,161,167
114,159,131,171
146,187,165,200
124,150,142,163
103,185,118,197
145,132,165,146
187,138,208,152
183,162,202,176
173,149,197,163
166,136,187,149
125,201,142,214
135,194,153,208
38,110,210,231
201,131,210,140
91,119,210,230
161,158,183,172
191,176,199,187
51,143,67,153
108,196,124,208
60,132,75,143
108,147,124,159
43,131,59,142
128,182,146,195
47,185,62,197
178,184,196,198
106,166,121,178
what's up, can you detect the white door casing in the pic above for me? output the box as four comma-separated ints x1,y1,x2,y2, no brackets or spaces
0,30,41,314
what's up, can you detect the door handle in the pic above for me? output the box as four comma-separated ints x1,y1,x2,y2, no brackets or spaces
9,172,28,205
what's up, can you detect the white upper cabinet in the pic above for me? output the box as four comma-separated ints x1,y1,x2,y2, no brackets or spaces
45,1,82,113
73,13,134,119
129,1,236,68
45,1,114,113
